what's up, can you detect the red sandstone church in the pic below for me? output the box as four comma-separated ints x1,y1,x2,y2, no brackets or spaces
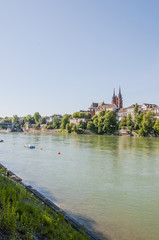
88,87,123,117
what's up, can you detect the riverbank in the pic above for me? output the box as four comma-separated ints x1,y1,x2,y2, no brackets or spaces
0,163,95,240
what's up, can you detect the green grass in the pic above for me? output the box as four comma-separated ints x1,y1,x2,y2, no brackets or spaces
0,167,90,240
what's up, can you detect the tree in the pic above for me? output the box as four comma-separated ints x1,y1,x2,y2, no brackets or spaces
153,118,159,135
40,117,46,124
26,115,35,124
119,116,127,128
134,103,138,115
77,120,87,129
134,113,144,130
34,112,41,123
0,117,12,124
71,111,91,119
12,115,19,124
66,123,72,133
103,111,117,134
140,111,156,136
98,110,105,117
60,114,70,129
127,113,134,131
92,115,98,130
87,121,96,133
85,113,91,119
71,124,77,132
53,117,60,129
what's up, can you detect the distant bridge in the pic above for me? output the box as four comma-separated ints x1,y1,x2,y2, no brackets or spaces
0,123,15,131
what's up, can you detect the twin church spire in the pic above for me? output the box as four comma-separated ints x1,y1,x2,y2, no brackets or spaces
112,87,123,109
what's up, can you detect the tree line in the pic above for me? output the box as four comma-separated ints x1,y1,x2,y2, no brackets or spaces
0,107,159,136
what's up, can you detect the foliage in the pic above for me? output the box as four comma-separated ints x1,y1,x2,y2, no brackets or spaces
88,110,117,135
86,121,97,133
77,120,87,130
66,123,72,133
71,112,91,119
12,115,19,124
103,111,117,134
139,111,156,136
0,117,12,124
40,117,46,124
0,167,89,240
133,103,138,114
52,116,60,129
34,112,41,123
25,115,35,124
153,118,159,135
119,116,127,128
71,124,77,133
60,114,70,129
134,113,144,130
127,113,134,131
44,123,54,130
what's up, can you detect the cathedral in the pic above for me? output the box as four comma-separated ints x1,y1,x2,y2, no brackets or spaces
88,87,123,117
112,87,123,109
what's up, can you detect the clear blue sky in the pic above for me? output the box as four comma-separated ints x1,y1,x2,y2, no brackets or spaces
0,0,159,117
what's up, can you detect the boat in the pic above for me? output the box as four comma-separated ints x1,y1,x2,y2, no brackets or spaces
24,144,35,149
0,140,4,142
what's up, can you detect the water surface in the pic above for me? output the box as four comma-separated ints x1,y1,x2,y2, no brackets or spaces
0,133,159,240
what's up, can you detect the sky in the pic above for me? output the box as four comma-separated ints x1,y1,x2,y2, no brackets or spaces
0,0,159,117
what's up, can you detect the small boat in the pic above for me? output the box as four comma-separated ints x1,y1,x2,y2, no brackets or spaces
0,140,4,142
24,144,35,149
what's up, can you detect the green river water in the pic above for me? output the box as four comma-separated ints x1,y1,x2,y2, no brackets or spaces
0,133,159,240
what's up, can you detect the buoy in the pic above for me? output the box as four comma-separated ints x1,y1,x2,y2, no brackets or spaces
58,152,60,155
40,148,43,150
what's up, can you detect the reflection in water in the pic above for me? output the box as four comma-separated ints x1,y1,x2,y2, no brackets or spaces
0,133,159,240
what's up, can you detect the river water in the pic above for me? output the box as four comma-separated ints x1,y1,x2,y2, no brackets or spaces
0,133,159,240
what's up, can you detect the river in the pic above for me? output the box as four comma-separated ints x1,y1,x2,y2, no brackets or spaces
0,133,159,240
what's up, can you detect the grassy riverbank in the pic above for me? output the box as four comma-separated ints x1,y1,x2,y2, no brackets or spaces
0,167,89,240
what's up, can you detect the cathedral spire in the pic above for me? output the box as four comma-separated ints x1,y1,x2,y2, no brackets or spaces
118,86,123,108
113,88,115,97
118,86,121,97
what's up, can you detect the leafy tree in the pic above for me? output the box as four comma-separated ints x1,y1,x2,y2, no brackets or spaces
66,123,72,133
140,111,156,136
97,115,105,134
92,115,98,129
34,112,41,123
134,103,138,114
103,111,117,134
26,115,35,124
53,117,60,129
71,112,91,119
71,124,77,133
87,121,97,133
77,120,87,129
40,117,46,124
134,113,144,130
60,114,70,129
119,116,127,128
85,113,91,119
0,117,12,124
12,115,19,124
98,110,105,117
127,113,134,131
153,118,159,135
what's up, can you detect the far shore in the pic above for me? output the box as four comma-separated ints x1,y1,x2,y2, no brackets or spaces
0,128,141,137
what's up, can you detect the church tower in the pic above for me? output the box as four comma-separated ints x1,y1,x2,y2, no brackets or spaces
112,87,123,109
118,87,123,108
112,89,118,106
